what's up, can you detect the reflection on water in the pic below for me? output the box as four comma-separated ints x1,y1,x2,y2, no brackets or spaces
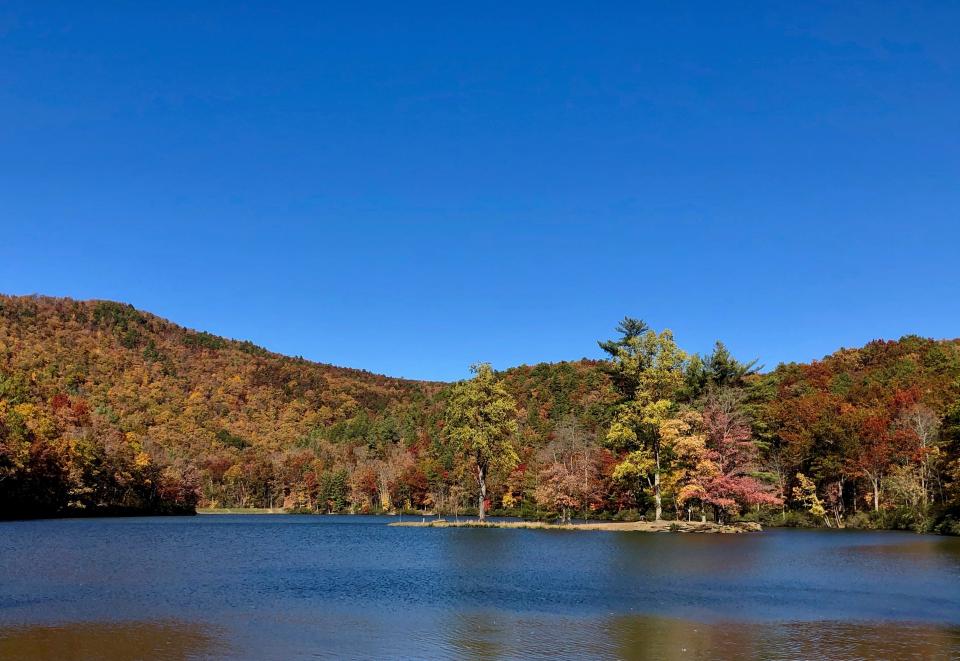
5,613,953,660
0,620,223,661
1,517,959,658
244,612,960,660
604,616,960,660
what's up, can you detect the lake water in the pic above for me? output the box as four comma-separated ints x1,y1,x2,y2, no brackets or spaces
1,515,959,659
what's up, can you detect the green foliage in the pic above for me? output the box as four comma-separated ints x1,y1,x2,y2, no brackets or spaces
0,371,31,405
216,429,250,450
829,372,853,396
445,364,520,474
92,301,145,330
600,320,689,519
91,301,146,348
142,340,164,362
182,331,228,350
318,469,349,512
774,510,816,528
612,508,642,522
933,515,960,536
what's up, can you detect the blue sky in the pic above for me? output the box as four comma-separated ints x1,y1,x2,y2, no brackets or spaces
1,2,958,381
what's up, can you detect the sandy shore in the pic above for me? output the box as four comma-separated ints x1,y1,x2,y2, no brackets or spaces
196,508,284,515
389,519,762,533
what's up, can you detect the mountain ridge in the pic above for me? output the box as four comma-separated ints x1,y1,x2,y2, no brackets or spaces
2,293,958,528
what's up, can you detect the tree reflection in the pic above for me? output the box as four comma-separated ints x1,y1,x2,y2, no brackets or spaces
0,620,224,661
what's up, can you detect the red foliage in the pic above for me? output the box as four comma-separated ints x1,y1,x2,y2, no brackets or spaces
696,403,781,517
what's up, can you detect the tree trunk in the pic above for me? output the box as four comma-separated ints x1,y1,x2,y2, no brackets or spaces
653,447,662,521
920,462,928,507
477,464,487,522
871,477,880,512
835,477,845,528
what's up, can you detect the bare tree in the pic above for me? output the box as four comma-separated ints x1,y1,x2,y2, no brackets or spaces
896,405,942,506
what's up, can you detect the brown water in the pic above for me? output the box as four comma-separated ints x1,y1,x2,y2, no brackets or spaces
1,515,958,659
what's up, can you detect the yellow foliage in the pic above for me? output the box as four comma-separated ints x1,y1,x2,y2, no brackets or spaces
793,472,826,519
612,449,655,483
134,451,151,469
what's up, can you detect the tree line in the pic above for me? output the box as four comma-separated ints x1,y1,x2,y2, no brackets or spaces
1,296,959,532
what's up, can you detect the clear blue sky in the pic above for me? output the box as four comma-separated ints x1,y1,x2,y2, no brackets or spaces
2,2,958,381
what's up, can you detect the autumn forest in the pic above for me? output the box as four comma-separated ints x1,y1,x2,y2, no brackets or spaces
1,295,958,534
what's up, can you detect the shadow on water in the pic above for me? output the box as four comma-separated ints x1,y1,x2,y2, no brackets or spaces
0,620,225,661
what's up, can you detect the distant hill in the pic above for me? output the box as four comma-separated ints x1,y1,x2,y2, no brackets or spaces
0,294,439,444
0,294,438,517
2,294,958,530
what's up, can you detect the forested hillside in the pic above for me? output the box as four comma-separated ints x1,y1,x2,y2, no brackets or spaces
0,295,438,517
2,295,959,533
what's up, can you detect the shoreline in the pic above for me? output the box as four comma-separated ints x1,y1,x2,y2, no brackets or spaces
190,509,956,535
196,507,283,515
389,519,763,533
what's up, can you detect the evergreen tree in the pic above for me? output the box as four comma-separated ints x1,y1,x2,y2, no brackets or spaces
600,320,688,520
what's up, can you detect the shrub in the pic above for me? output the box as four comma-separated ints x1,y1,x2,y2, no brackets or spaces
877,507,929,532
843,512,874,529
934,516,960,536
777,510,816,528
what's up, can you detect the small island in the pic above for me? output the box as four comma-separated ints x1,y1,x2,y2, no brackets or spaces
390,519,762,533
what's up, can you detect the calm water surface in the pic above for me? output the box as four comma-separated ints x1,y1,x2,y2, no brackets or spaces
1,515,958,659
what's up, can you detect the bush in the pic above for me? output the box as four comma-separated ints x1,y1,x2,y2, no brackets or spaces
735,510,762,524
732,508,815,528
877,507,931,532
841,508,934,532
843,512,874,529
934,516,960,536
776,510,817,528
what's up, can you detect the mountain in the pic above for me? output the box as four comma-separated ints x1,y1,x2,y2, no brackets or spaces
2,294,958,531
0,294,438,517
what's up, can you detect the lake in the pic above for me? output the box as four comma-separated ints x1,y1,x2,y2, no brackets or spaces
1,515,959,659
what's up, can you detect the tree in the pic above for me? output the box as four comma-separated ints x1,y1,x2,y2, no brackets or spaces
601,319,687,520
674,397,780,524
704,342,761,390
885,464,924,511
895,404,941,506
793,472,829,526
535,462,580,523
444,363,519,522
534,417,602,522
851,410,896,512
687,341,761,397
697,396,780,522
